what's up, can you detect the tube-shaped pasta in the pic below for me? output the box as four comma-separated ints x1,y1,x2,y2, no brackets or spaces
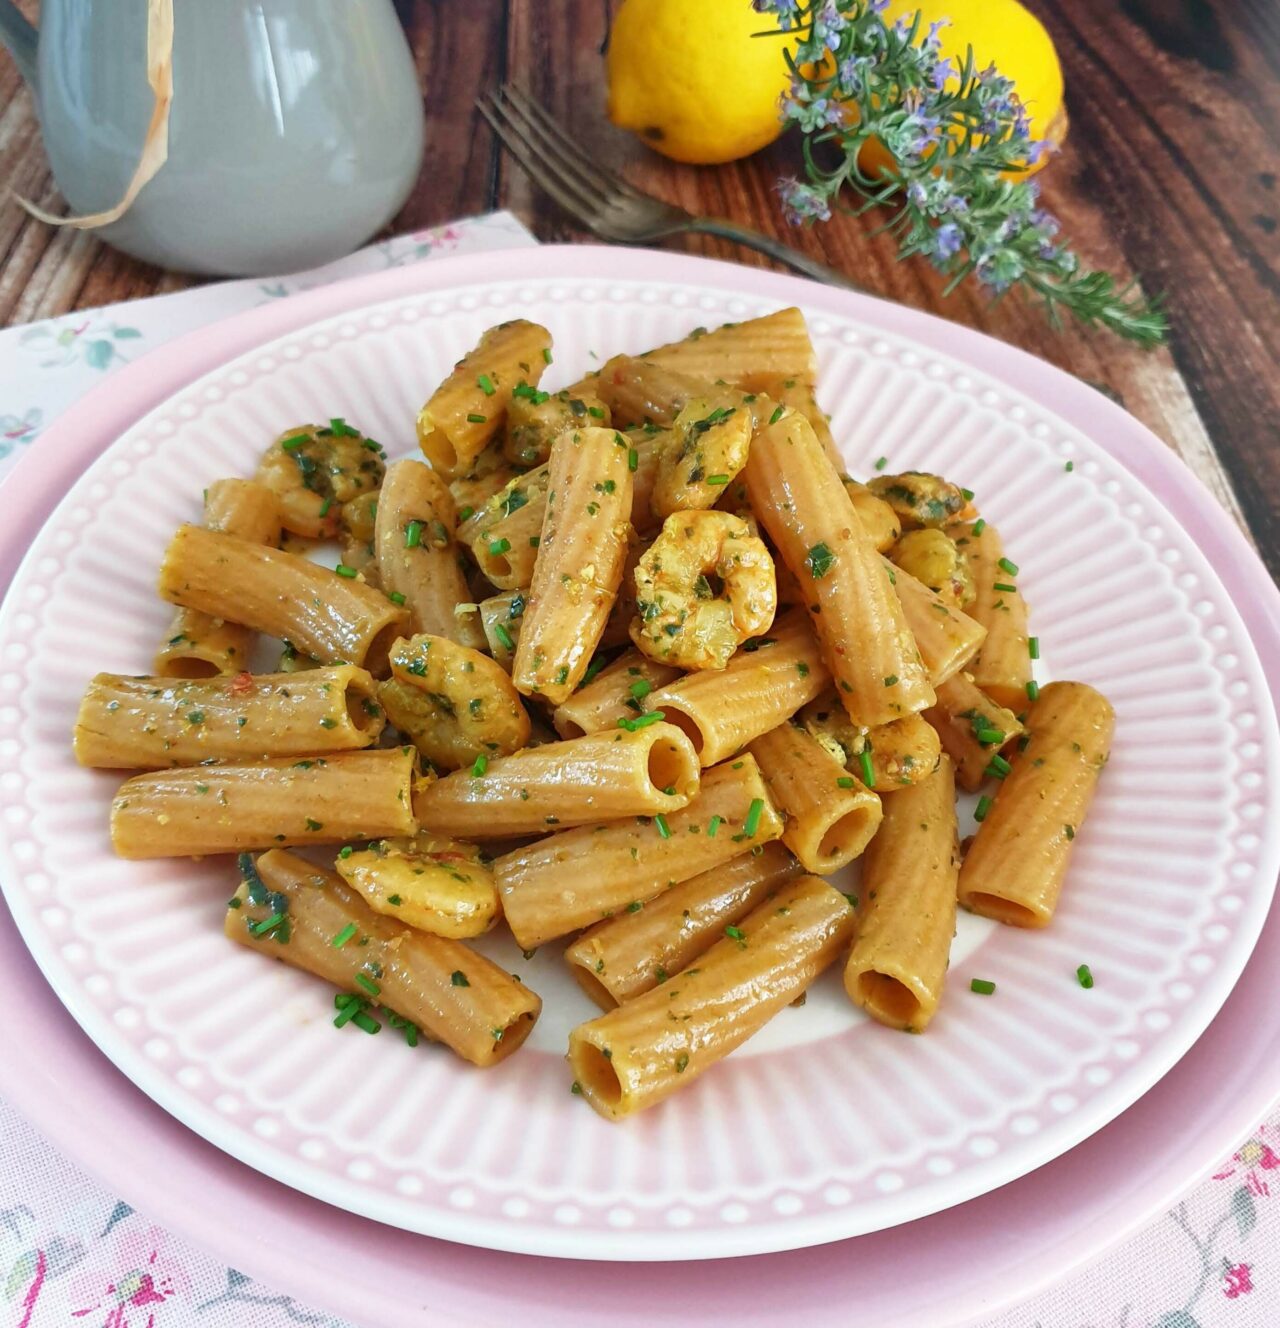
478,590,527,666
375,460,484,650
642,309,818,387
583,356,704,429
110,747,417,858
743,410,935,728
569,873,854,1120
459,465,550,590
958,682,1115,928
74,666,384,769
158,526,408,673
552,649,680,738
924,672,1025,793
946,520,1032,709
844,755,959,1032
748,721,883,873
889,557,987,686
154,479,282,678
513,426,633,704
417,320,553,478
335,833,499,938
748,375,840,467
645,608,830,766
565,842,804,1008
625,429,665,531
495,755,783,950
229,850,539,1065
416,722,700,838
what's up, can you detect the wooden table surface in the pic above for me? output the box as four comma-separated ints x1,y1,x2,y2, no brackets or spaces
1,0,1276,574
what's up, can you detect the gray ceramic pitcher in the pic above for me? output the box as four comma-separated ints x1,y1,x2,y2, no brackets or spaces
0,0,426,275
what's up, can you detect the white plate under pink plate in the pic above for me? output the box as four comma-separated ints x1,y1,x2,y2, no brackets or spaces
0,263,1275,1260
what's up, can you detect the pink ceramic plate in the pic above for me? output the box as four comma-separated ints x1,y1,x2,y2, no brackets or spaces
1,251,1277,1322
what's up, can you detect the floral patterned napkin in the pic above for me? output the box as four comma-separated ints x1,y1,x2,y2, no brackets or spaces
0,212,1275,1328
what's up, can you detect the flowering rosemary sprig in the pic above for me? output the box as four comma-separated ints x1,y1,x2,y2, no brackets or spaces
754,0,1167,346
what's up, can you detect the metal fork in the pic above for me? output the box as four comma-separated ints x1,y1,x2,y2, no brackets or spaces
477,85,863,292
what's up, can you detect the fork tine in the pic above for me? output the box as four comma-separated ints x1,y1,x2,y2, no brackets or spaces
489,87,611,218
477,95,604,223
499,84,650,205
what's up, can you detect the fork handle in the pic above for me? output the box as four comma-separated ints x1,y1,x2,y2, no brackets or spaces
681,218,866,293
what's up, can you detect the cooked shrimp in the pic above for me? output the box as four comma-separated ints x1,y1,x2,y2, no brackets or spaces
256,422,387,538
504,388,611,467
650,394,753,521
631,511,777,670
339,490,381,584
379,633,529,770
842,478,901,552
890,528,975,609
868,471,967,530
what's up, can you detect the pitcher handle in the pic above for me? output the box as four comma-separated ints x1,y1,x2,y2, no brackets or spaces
0,1,37,86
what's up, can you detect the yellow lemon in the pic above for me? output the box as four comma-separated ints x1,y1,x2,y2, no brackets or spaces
606,0,795,165
864,0,1066,178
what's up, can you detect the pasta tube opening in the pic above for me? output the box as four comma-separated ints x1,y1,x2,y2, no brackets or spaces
647,704,705,757
161,656,222,680
852,971,923,1028
345,678,382,734
568,965,618,1012
645,730,700,796
961,894,1041,929
817,802,881,867
571,1038,625,1108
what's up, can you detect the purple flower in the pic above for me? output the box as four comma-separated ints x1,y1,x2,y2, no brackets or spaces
930,58,957,89
908,181,928,208
932,223,964,262
778,177,833,225
869,0,889,11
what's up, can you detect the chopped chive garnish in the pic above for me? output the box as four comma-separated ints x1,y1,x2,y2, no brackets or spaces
805,541,835,579
334,564,357,579
707,815,722,837
970,978,996,995
488,537,511,556
744,798,764,837
542,347,553,364
331,922,358,948
883,674,899,687
654,814,672,839
768,405,785,425
706,474,730,486
859,749,875,788
874,456,888,470
629,679,651,700
338,845,354,860
976,728,1005,745
477,373,496,396
1064,460,1074,473
354,973,381,997
493,622,515,651
972,518,986,536
1028,636,1040,660
1026,680,1040,702
281,434,308,451
1076,963,1093,988
997,557,1019,575
974,794,993,822
580,655,605,686
618,710,666,732
471,754,488,778
993,581,1017,593
319,497,333,518
725,925,745,942
836,776,855,789
451,970,470,987
961,487,975,501
627,446,639,472
333,1000,362,1028
388,591,406,606
1064,824,1076,840
250,911,286,936
404,520,423,549
466,412,487,424
352,1011,381,1035
985,753,1012,778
